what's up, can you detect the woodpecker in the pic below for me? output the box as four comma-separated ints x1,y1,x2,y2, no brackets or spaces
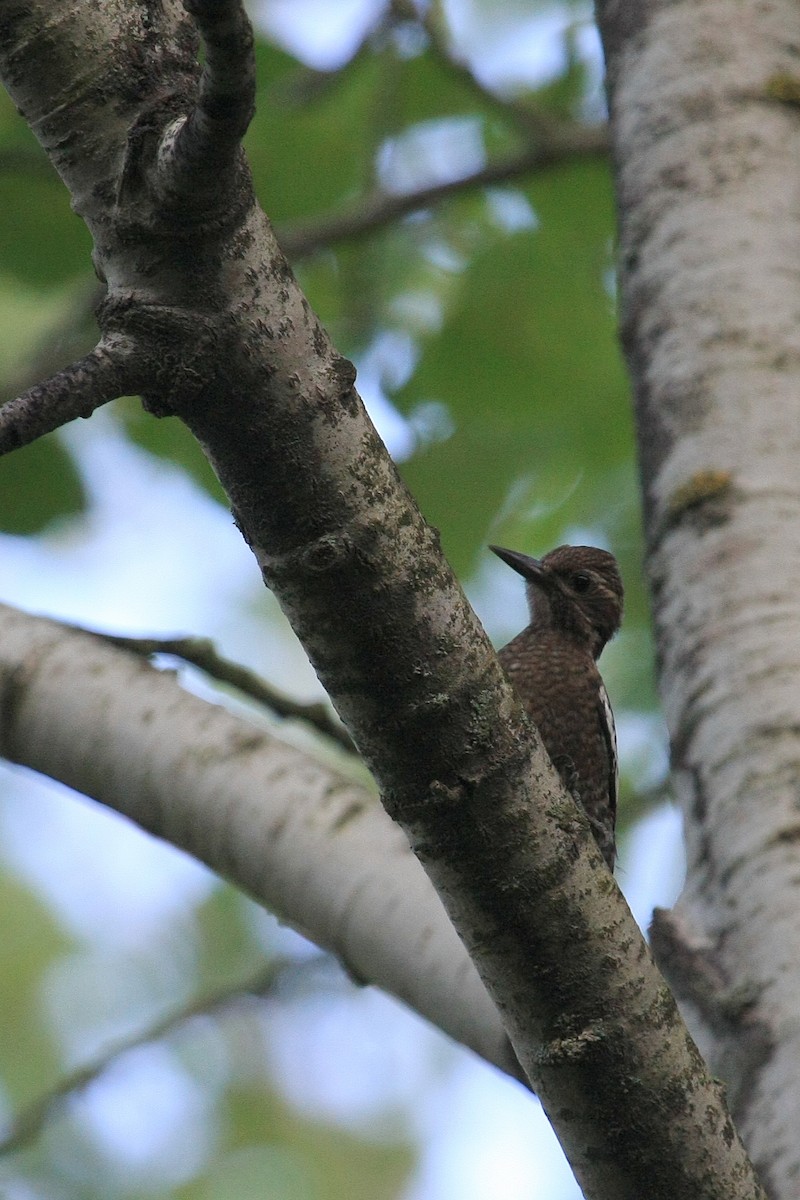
490,543,624,872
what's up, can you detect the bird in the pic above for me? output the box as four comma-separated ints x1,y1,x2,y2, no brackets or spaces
490,543,624,872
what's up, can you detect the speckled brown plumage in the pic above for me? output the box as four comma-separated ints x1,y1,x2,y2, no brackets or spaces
491,544,624,872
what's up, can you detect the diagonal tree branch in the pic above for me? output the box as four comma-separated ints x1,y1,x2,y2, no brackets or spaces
82,626,355,752
278,128,608,258
0,601,518,1080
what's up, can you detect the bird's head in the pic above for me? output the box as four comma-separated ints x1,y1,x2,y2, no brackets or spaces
490,543,624,657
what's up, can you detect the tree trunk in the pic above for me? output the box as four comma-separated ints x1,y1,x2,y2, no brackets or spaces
596,1,800,1195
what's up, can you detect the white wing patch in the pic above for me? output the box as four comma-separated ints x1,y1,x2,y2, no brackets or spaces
598,682,618,817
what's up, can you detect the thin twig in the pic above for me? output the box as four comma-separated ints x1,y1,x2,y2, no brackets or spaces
390,0,560,139
85,628,356,753
278,128,608,258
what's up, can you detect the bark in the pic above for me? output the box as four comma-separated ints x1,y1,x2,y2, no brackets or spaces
0,2,766,1196
595,1,800,1196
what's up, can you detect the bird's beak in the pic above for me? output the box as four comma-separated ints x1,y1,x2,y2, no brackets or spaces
489,545,546,583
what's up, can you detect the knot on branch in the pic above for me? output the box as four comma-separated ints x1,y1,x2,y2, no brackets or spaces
328,355,357,398
97,295,226,415
536,1023,607,1066
298,532,358,573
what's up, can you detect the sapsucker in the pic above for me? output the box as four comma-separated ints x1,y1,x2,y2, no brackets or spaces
490,543,624,872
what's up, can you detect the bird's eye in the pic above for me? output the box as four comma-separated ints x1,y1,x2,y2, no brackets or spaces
571,572,592,593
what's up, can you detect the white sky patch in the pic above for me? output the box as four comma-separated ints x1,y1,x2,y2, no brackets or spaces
261,984,444,1136
77,1044,215,1184
0,769,215,950
355,330,418,461
485,188,538,234
408,400,455,447
0,415,252,638
254,0,384,68
390,288,445,335
618,804,685,933
377,117,487,196
442,0,597,94
404,1058,583,1200
575,19,606,120
41,944,195,1065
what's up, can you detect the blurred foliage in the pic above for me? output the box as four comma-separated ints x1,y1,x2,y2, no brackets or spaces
0,862,418,1199
0,433,85,534
0,870,72,1104
0,1,666,1196
216,1085,414,1200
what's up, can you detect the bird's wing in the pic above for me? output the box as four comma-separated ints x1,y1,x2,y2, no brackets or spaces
597,682,618,821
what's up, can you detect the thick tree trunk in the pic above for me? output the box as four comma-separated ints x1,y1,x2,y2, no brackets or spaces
596,1,800,1195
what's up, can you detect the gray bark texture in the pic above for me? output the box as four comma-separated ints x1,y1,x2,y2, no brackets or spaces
0,0,769,1195
596,1,800,1196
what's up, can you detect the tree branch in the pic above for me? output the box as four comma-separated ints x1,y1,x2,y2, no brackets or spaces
595,2,800,1191
0,334,144,454
278,129,608,258
83,627,355,752
158,0,256,207
0,602,517,1080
